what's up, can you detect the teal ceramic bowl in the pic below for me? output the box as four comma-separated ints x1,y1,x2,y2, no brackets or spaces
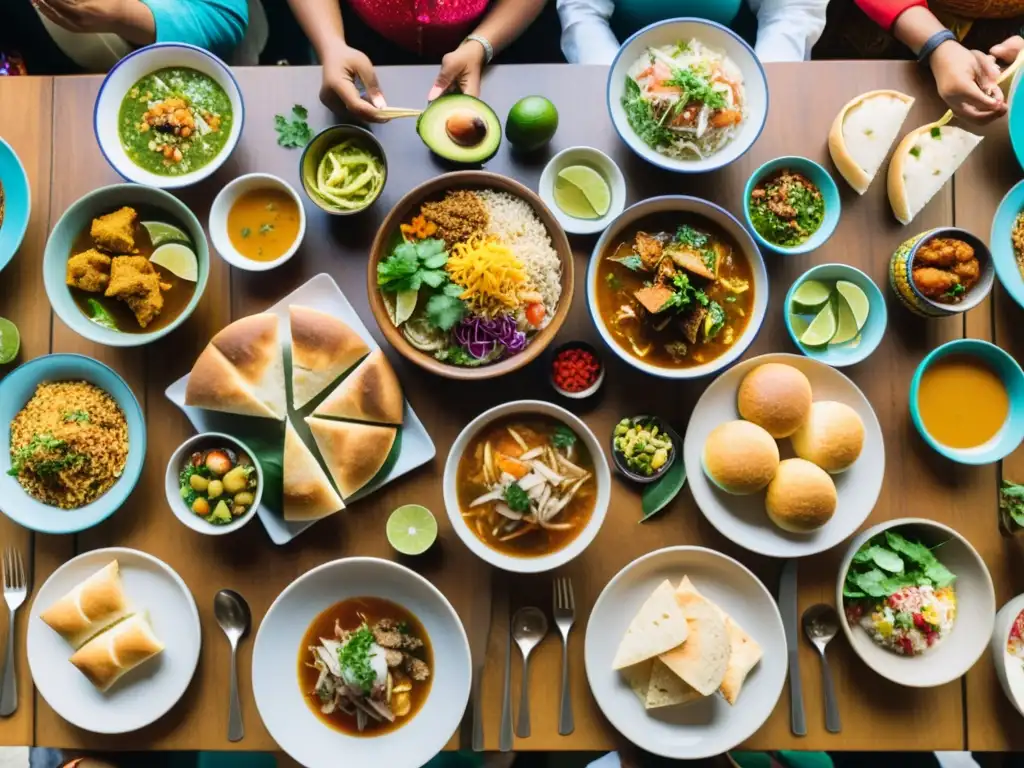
784,263,886,367
0,137,31,273
1009,69,1024,172
910,339,1024,465
43,184,209,347
990,179,1024,311
0,354,146,533
743,156,841,255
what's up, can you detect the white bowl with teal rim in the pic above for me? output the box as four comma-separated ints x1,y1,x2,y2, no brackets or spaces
94,42,244,189
909,338,1024,465
784,263,887,367
0,354,146,534
43,183,209,347
538,146,627,235
888,227,994,318
992,593,1024,718
989,178,1024,311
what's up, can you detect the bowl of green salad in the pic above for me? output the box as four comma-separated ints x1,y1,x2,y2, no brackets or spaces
744,156,840,256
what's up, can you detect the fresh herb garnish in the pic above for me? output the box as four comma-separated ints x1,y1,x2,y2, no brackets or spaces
930,126,942,139
605,272,622,290
338,625,378,694
843,529,955,599
675,225,709,249
610,254,644,271
8,433,84,477
659,273,709,314
665,66,726,110
241,227,252,238
434,345,498,367
504,482,530,513
942,283,966,299
551,425,577,450
909,146,922,158
622,76,675,150
86,298,117,331
377,238,449,292
62,410,89,423
1000,480,1024,529
425,292,466,331
274,104,313,149
704,301,726,340
259,223,274,235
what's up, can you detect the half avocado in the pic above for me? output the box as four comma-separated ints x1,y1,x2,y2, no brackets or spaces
417,94,501,164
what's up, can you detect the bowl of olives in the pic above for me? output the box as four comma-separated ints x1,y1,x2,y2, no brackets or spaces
164,431,263,535
610,415,679,484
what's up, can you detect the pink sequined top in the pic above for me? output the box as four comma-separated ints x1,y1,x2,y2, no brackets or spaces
346,0,490,56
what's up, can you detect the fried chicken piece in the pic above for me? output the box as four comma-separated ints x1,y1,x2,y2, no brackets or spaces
90,207,138,254
105,256,164,328
402,654,430,682
952,257,980,290
383,649,404,668
915,237,975,269
634,232,665,271
912,266,960,300
371,623,403,649
66,248,112,293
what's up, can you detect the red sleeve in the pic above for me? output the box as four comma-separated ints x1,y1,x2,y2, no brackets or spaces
854,0,929,30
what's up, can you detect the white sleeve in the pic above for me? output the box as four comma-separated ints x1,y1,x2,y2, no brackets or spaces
556,0,621,65
747,0,830,63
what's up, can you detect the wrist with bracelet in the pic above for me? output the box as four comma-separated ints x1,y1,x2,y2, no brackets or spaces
917,29,957,65
463,34,493,64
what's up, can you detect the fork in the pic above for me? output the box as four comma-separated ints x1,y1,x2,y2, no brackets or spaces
1,548,27,717
553,576,576,736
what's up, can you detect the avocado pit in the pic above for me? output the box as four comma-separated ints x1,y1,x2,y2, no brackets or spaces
445,111,488,147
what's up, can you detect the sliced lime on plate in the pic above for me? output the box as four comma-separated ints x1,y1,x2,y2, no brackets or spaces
835,280,870,331
150,243,198,282
831,293,860,345
0,317,20,364
790,279,832,312
800,301,837,347
557,165,610,217
142,220,192,248
387,504,437,555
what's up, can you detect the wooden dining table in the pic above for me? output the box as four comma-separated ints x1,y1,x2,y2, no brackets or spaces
1,60,1023,758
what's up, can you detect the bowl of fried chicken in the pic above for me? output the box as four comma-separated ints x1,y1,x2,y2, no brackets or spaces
889,227,994,318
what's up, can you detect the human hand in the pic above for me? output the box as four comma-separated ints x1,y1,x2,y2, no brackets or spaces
930,39,1006,123
319,42,389,123
33,0,136,33
427,41,486,101
991,35,1024,66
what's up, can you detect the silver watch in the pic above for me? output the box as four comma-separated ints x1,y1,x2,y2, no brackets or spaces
464,34,493,64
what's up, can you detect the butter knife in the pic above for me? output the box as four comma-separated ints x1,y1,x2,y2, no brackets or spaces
469,567,494,752
780,559,806,737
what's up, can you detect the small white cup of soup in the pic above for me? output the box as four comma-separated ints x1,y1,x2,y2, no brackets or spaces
209,173,306,271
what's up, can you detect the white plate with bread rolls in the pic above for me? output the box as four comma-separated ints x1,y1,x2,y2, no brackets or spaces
683,353,884,558
27,548,201,733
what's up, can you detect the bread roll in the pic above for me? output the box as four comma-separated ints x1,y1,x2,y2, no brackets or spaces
765,458,837,533
828,90,914,195
40,561,130,649
289,306,369,409
737,363,812,438
702,420,779,495
313,348,404,425
790,401,865,474
69,613,164,692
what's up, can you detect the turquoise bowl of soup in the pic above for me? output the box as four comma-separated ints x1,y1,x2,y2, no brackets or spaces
94,43,243,189
990,179,1024,311
910,339,1024,465
743,156,841,255
43,184,209,347
0,137,31,274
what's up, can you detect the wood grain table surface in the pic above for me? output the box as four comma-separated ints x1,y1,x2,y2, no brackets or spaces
0,61,1019,755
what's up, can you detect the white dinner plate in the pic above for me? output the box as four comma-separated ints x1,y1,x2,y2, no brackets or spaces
684,353,885,558
165,272,437,545
585,546,786,759
27,548,201,734
252,557,471,768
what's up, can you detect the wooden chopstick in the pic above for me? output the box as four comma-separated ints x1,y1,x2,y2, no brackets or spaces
374,107,423,119
937,56,1024,125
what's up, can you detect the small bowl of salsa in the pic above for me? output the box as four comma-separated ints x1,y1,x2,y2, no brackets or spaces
743,156,840,256
910,339,1024,465
209,173,306,271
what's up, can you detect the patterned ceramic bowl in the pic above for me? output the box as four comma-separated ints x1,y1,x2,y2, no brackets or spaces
888,227,993,317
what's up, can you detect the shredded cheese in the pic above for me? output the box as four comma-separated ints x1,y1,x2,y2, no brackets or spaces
446,236,527,317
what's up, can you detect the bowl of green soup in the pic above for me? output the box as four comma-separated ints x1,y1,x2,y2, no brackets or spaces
94,43,244,189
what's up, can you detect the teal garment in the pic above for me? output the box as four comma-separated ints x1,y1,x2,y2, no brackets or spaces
611,0,743,43
140,0,248,60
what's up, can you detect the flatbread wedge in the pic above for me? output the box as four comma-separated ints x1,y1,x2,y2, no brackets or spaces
209,313,287,419
621,659,654,705
289,306,369,409
305,417,396,499
646,658,702,709
611,580,689,670
185,344,280,419
828,90,914,195
313,348,404,425
658,590,729,696
283,419,345,521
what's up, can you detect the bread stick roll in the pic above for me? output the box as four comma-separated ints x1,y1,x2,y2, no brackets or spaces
70,614,164,692
40,561,130,649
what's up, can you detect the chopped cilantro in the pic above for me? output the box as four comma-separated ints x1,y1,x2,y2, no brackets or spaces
259,223,274,235
240,227,251,238
62,410,89,423
605,272,622,290
274,104,313,149
504,482,530,513
425,293,466,331
675,225,709,249
338,625,378,694
1000,480,1024,529
551,425,577,449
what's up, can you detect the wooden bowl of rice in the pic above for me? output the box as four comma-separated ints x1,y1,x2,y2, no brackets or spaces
367,171,574,380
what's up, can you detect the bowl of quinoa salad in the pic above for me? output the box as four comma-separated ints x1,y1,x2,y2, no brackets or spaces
837,518,994,688
992,594,1024,718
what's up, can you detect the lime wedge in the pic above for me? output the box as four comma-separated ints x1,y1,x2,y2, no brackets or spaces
395,289,418,326
142,220,192,248
789,313,810,339
835,280,870,331
790,279,832,312
150,243,198,282
831,293,860,345
557,165,610,217
800,301,837,347
387,504,437,556
0,317,20,364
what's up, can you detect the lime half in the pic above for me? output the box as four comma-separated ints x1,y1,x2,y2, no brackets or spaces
831,293,860,345
835,280,870,331
142,220,192,248
800,301,837,347
557,165,610,217
0,317,20,364
395,289,418,326
790,279,832,312
150,243,198,282
387,504,438,556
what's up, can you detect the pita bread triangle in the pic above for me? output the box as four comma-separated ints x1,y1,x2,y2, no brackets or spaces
313,348,404,425
306,416,396,499
209,313,287,419
611,580,689,670
646,658,702,709
657,589,729,696
289,306,370,409
283,419,345,521
185,344,279,419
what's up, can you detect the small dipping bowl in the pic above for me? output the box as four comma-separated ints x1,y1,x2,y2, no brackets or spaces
889,227,994,318
610,414,680,485
538,146,627,236
209,173,306,272
300,125,387,216
743,156,841,256
165,431,263,535
548,340,605,400
784,263,887,367
909,339,1024,465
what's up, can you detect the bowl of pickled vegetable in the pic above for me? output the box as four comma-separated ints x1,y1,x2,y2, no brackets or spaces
164,432,262,535
299,125,387,215
610,415,679,484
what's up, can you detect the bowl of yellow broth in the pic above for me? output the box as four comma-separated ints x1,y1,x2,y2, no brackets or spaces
910,339,1024,465
209,173,305,271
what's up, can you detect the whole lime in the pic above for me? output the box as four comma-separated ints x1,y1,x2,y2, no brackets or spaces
506,96,558,152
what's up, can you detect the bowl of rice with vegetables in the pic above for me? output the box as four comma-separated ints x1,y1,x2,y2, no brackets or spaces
367,171,573,380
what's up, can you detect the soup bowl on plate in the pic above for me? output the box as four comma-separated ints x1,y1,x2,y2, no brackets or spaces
442,400,611,574
587,195,768,380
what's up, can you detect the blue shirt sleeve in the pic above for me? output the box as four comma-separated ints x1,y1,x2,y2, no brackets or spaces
140,0,249,60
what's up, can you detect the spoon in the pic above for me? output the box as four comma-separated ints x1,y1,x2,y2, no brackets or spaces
214,589,252,742
512,607,548,738
802,603,841,734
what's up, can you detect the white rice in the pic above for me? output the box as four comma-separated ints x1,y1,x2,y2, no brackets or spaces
476,190,562,314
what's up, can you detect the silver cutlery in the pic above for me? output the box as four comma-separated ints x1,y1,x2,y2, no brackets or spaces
468,569,494,751
512,606,548,739
802,603,842,734
214,589,252,742
499,594,514,752
553,576,575,736
0,548,27,717
779,560,805,736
